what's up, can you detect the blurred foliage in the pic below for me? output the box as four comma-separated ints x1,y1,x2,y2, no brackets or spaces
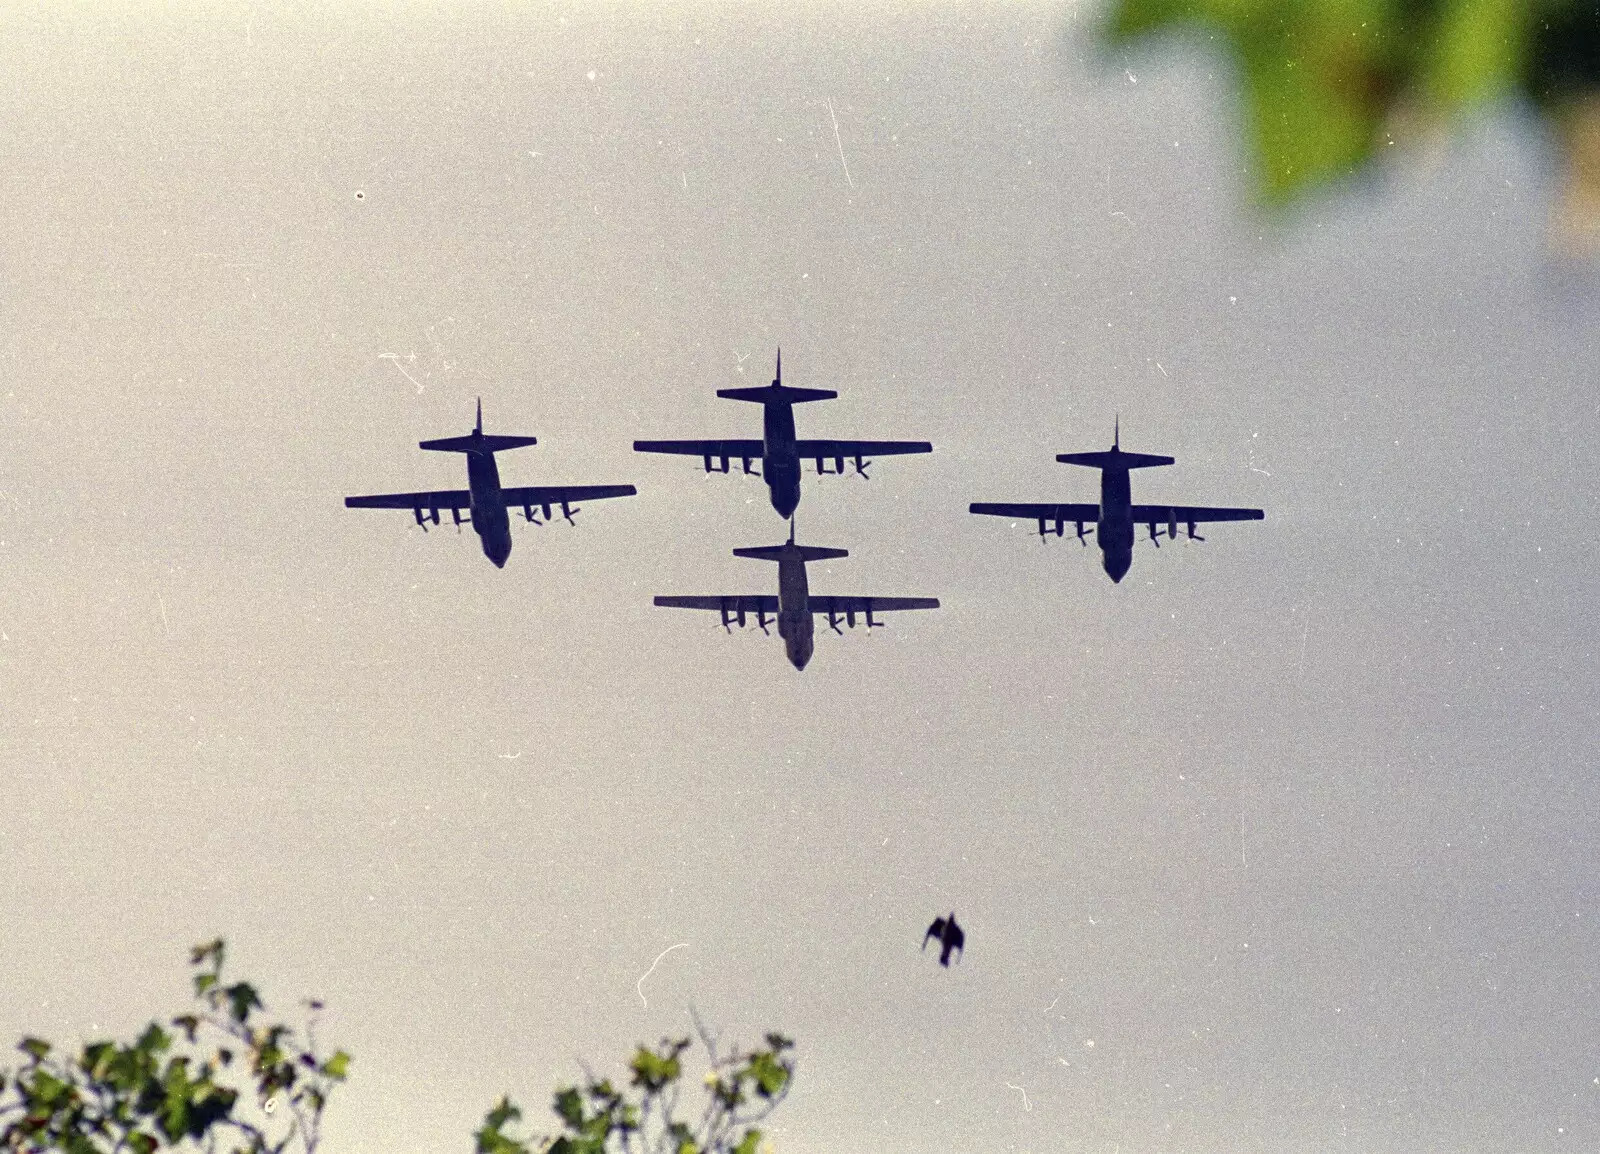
1103,0,1600,209
0,941,347,1154
477,1027,794,1154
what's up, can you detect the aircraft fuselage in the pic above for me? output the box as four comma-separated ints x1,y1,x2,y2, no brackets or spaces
465,450,513,568
1097,465,1134,583
762,401,802,519
775,555,814,669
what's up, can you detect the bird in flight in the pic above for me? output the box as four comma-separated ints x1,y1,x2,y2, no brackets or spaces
923,913,965,966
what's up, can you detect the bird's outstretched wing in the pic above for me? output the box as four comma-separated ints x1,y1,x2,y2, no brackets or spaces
947,920,965,952
923,918,947,948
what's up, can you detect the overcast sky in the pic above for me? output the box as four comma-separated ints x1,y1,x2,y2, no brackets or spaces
3,3,1598,1152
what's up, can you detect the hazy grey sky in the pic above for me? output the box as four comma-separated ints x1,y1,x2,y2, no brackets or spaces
3,3,1598,1152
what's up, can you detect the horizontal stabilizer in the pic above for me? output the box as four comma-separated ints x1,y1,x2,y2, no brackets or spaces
420,433,538,454
1057,449,1174,470
717,384,837,405
733,543,849,563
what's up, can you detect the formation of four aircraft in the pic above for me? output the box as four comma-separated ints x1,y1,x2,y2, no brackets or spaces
346,351,1265,670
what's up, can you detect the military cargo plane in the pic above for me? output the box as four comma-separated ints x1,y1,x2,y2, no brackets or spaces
655,525,938,669
970,423,1263,583
634,350,931,519
345,401,636,568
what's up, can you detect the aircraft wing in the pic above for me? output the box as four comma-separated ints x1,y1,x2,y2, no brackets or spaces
501,484,636,506
1130,504,1264,525
634,439,765,459
811,596,939,614
655,594,781,631
970,502,1100,522
794,439,932,459
498,484,636,524
809,595,939,630
655,595,780,613
345,489,471,511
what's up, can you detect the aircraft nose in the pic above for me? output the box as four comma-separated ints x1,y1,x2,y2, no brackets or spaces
1105,552,1131,583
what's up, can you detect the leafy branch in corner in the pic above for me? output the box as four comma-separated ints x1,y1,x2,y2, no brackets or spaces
0,940,349,1153
476,1011,794,1154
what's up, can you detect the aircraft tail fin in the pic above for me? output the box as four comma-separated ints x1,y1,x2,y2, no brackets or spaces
420,402,538,453
733,542,849,564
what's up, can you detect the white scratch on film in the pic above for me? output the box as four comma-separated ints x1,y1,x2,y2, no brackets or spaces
1004,1082,1032,1111
826,98,855,190
379,354,423,394
637,943,689,1008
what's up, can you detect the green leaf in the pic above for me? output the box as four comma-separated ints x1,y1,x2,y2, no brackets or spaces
189,939,225,968
554,1086,585,1129
475,1127,531,1154
135,1023,171,1055
732,1130,763,1154
319,1050,351,1080
666,1121,695,1145
628,1043,684,1092
82,1040,116,1080
19,1037,51,1061
171,1013,201,1043
747,1052,788,1098
482,1095,522,1132
225,982,262,1024
1098,0,1556,205
1423,0,1524,107
28,1068,75,1108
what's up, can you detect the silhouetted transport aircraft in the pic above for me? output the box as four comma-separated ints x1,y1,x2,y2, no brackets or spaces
654,525,938,670
345,400,636,569
923,913,964,966
634,350,932,519
970,423,1264,583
